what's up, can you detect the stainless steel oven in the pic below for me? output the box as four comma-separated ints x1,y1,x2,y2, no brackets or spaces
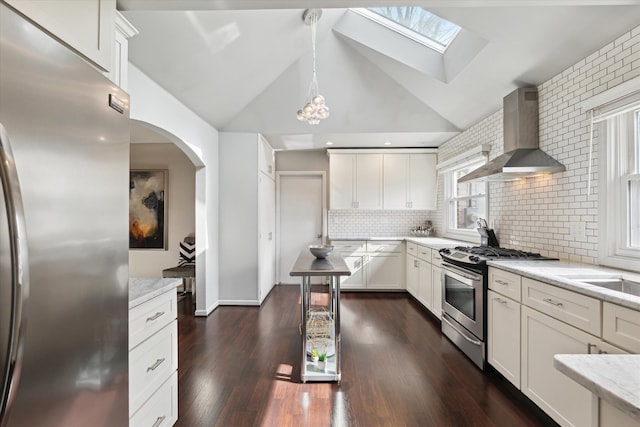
441,262,485,369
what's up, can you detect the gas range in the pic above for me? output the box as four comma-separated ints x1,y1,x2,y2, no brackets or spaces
440,246,556,269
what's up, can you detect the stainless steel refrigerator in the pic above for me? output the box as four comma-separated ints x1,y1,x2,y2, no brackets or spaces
0,3,130,426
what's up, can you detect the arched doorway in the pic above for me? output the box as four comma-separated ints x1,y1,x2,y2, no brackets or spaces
130,119,206,312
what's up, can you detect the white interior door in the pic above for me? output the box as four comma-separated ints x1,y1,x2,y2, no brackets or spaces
277,173,324,284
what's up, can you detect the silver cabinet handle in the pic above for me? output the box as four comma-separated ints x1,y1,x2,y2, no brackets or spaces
494,297,508,305
0,123,30,420
152,415,166,427
146,312,165,322
414,260,418,268
543,298,563,307
147,358,166,372
495,279,509,286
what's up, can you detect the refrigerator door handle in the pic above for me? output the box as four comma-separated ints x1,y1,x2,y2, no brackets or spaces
0,123,30,425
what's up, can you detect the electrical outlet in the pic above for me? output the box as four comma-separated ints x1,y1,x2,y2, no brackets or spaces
568,222,586,239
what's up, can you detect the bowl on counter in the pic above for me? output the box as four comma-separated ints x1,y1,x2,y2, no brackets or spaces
309,244,334,259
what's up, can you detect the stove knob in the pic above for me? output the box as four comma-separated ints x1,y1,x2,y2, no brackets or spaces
469,255,479,262
441,248,451,254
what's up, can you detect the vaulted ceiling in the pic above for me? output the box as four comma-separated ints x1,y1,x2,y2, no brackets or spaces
119,0,640,150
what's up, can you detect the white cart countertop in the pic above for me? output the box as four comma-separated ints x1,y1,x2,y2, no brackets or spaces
129,277,182,309
554,354,640,423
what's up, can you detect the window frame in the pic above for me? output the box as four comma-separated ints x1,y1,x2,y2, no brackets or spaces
598,106,640,272
351,7,461,53
442,156,488,243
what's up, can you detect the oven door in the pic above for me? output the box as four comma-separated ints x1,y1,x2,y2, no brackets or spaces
441,262,484,340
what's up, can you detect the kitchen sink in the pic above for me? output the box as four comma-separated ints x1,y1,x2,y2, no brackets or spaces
577,278,640,297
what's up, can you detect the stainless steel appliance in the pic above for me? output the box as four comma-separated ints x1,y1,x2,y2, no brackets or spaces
440,246,556,369
458,87,565,183
1,4,130,426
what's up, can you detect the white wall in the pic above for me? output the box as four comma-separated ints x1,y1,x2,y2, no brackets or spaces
436,24,640,264
129,143,195,277
128,64,219,316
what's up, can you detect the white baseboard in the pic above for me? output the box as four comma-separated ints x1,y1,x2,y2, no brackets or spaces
194,300,219,317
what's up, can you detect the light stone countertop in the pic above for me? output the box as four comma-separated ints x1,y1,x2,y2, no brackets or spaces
486,260,640,311
554,354,640,423
329,236,468,250
129,277,182,309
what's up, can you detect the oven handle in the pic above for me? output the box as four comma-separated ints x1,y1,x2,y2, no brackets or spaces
442,262,483,282
442,315,482,346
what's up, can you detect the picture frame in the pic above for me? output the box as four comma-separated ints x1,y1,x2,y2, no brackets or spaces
129,169,168,250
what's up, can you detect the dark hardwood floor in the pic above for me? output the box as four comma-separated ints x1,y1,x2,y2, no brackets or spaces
175,286,557,427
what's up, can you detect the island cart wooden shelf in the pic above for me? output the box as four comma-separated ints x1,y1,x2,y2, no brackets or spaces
289,250,351,383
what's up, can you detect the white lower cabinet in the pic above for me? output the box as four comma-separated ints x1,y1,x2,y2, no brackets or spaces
487,266,635,427
406,255,419,297
129,290,178,426
488,289,521,388
332,240,403,290
405,243,441,319
521,306,625,427
367,252,403,289
417,261,433,309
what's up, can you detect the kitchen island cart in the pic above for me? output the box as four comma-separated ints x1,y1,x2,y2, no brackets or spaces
290,250,351,383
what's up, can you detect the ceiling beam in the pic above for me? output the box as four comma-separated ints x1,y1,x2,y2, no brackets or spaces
117,0,640,11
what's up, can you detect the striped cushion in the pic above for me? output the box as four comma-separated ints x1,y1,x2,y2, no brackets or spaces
178,241,196,266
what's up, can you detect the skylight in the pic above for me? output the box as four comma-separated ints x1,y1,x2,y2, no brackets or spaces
353,7,461,53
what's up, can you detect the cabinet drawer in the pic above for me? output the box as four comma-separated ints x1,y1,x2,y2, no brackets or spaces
331,241,366,256
417,245,431,263
489,268,522,302
130,320,178,416
130,370,178,427
522,278,601,336
129,290,177,350
431,249,443,267
603,302,640,353
406,242,417,256
367,240,403,253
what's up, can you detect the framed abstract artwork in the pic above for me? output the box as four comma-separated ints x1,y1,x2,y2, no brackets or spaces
129,170,168,250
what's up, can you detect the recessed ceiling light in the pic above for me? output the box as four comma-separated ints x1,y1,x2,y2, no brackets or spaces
326,141,333,145
384,141,392,145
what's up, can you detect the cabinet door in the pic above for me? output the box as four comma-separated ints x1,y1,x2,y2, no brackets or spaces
488,290,521,388
367,253,403,289
383,154,408,209
329,154,355,209
521,306,596,427
342,255,366,289
431,265,442,319
355,154,383,209
6,0,115,71
417,261,433,309
408,154,437,210
259,176,276,301
406,255,419,297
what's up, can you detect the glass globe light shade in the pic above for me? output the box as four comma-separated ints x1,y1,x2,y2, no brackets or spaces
317,107,329,119
303,102,314,114
312,95,325,106
308,118,320,125
296,110,306,121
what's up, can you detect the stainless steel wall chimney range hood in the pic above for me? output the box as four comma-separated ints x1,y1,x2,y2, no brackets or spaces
458,87,565,183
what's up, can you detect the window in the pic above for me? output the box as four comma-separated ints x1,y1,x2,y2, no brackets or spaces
443,157,488,239
599,98,640,271
353,7,461,53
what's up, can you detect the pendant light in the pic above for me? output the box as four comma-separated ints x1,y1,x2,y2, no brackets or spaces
296,9,330,125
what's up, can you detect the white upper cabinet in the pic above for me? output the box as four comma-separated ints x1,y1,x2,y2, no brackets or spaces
383,153,437,210
6,0,116,71
106,11,138,89
329,152,383,209
330,149,436,210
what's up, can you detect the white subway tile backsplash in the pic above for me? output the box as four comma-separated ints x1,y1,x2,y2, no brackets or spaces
328,210,433,239
433,24,640,265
